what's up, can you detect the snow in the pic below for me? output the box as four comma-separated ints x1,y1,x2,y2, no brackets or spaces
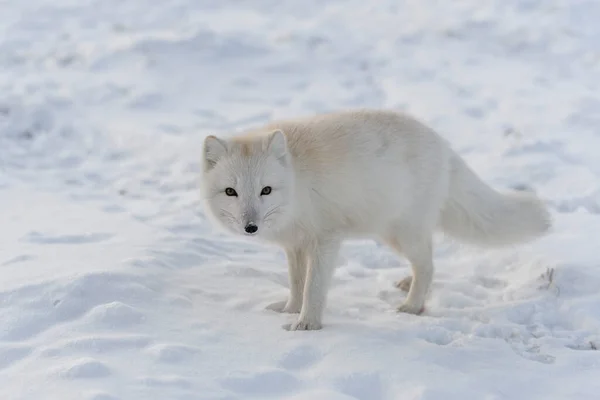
1,0,600,399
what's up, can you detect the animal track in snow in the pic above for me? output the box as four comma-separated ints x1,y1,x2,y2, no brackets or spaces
220,369,302,397
0,345,31,370
0,272,157,341
145,343,202,363
86,392,121,400
334,372,387,400
473,276,508,290
23,231,114,245
57,358,111,379
1,254,35,266
278,345,324,370
418,326,456,346
40,335,152,357
286,390,359,400
138,375,193,389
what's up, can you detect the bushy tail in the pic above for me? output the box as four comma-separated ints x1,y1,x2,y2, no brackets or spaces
439,153,552,247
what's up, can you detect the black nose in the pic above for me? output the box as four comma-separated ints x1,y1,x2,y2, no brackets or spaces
244,223,258,234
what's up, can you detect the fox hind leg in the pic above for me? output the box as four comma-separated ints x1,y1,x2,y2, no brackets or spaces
386,228,434,315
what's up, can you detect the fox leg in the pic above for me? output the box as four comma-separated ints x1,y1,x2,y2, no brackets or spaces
285,238,340,331
266,247,307,313
386,228,433,315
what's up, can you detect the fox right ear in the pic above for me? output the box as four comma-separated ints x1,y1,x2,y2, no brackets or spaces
203,135,228,171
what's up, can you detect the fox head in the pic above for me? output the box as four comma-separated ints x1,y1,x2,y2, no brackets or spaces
200,130,296,240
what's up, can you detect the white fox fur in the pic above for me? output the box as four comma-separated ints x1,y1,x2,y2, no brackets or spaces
200,109,551,331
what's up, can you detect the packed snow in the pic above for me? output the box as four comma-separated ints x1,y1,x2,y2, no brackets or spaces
2,0,600,399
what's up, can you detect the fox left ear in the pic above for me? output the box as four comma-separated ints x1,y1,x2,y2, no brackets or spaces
203,135,228,171
266,129,288,160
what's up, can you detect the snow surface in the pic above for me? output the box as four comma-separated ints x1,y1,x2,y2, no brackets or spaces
2,1,600,399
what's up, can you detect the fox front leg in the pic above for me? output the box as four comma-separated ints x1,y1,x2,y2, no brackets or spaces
266,247,307,313
284,238,340,331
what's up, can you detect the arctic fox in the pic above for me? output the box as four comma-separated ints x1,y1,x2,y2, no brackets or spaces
200,109,551,331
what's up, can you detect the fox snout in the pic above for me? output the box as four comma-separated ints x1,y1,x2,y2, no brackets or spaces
241,208,259,235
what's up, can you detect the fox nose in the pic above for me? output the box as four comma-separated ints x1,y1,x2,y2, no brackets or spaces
244,223,258,235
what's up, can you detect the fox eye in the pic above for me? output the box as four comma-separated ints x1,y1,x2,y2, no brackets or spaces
260,186,272,196
225,187,237,197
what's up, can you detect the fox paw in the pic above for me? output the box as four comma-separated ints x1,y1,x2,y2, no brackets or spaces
397,302,425,315
283,316,322,331
266,300,301,314
394,276,412,292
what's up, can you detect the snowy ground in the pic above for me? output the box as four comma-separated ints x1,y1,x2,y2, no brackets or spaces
2,1,600,399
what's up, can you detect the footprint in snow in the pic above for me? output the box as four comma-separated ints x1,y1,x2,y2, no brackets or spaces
40,335,152,357
86,392,120,400
286,390,358,400
334,372,387,400
278,344,324,370
0,345,32,370
220,369,302,396
417,326,455,346
57,358,111,379
145,343,202,363
139,375,193,389
23,231,113,245
1,254,35,266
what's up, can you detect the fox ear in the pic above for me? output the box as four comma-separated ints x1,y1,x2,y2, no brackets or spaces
266,129,287,160
203,135,228,171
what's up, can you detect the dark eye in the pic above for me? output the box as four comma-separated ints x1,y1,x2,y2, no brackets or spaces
225,187,237,197
260,186,272,196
